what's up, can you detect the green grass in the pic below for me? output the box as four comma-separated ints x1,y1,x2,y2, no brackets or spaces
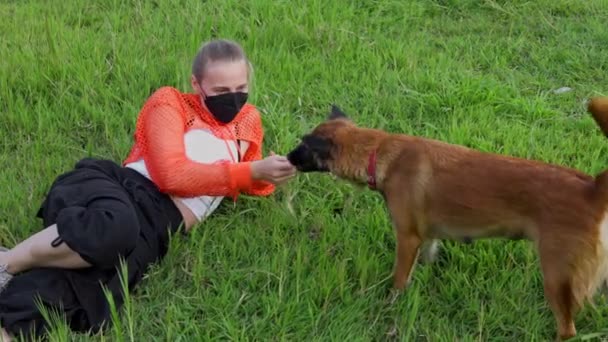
1,0,608,340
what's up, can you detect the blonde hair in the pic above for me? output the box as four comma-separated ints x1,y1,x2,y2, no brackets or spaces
192,39,254,83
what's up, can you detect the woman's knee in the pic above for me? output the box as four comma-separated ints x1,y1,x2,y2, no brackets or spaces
55,202,140,269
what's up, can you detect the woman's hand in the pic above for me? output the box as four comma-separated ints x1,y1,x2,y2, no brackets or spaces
251,153,296,185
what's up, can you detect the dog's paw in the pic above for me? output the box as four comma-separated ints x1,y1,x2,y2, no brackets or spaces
387,287,402,305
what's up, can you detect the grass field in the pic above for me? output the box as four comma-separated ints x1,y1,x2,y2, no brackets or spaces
1,0,608,340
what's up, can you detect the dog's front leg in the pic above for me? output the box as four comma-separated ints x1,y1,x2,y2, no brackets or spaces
393,228,422,290
385,194,422,291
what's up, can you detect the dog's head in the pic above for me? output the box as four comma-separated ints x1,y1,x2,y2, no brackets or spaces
287,105,353,173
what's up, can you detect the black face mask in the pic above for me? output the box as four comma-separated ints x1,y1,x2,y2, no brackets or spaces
204,92,248,124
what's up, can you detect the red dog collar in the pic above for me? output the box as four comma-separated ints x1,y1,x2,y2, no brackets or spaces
367,150,377,190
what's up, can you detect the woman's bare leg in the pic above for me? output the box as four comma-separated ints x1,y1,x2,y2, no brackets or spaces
0,224,90,275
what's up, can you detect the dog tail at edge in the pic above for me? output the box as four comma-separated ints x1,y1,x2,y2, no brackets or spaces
585,96,608,305
590,97,608,202
588,96,608,138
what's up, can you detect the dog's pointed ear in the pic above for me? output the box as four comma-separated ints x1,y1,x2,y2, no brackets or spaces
328,104,349,121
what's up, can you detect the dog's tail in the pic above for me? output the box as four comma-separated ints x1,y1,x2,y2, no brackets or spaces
590,97,608,202
588,97,608,138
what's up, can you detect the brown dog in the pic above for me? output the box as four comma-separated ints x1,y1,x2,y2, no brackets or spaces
286,97,608,340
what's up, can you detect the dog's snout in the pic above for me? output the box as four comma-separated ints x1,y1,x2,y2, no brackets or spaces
286,145,302,165
287,145,306,169
286,143,318,172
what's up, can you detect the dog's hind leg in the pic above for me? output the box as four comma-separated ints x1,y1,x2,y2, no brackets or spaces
539,242,578,341
420,239,439,264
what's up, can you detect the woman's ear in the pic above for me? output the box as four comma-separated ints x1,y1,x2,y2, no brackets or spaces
191,75,203,95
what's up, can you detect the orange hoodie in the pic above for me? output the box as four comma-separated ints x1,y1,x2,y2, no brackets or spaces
123,86,275,199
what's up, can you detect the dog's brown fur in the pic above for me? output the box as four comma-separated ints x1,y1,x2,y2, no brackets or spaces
287,97,608,341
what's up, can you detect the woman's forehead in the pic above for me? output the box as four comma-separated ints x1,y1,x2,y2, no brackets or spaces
201,60,248,87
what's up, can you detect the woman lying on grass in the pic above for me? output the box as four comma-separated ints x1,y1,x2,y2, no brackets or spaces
0,39,296,341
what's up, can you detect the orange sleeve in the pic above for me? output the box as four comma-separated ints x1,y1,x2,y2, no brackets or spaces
141,91,253,198
242,141,275,197
238,108,276,197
